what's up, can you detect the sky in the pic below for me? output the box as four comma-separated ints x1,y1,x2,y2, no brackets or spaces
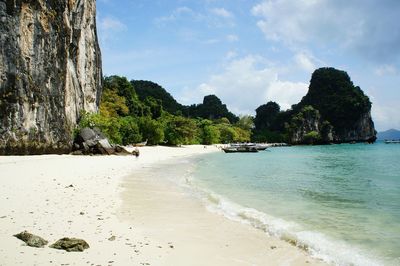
96,0,400,131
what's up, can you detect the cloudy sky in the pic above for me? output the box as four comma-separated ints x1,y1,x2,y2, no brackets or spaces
97,0,400,131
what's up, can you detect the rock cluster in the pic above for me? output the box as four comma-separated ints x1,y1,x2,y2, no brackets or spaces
14,231,90,252
0,0,102,154
13,231,48,248
72,127,140,156
50,237,90,252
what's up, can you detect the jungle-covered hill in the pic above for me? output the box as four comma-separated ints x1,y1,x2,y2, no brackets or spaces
252,67,376,144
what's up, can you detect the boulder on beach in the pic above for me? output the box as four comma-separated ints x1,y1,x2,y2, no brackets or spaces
50,237,90,252
13,231,48,248
73,127,140,156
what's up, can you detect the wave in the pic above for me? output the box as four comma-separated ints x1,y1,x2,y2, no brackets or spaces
177,174,385,266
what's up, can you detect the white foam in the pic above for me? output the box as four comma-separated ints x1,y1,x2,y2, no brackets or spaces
182,180,385,266
156,158,386,266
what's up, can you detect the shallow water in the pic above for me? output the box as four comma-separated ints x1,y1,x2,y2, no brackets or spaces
177,142,400,266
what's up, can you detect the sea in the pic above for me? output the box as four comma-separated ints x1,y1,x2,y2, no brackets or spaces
156,141,400,266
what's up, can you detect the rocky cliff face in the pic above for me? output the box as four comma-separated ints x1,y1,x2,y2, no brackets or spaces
289,111,375,144
0,0,102,154
332,111,376,142
289,106,334,144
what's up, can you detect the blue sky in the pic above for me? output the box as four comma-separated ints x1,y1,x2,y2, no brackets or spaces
97,0,400,131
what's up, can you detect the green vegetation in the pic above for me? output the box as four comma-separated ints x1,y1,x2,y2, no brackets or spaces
298,67,371,135
77,67,371,146
303,131,321,144
77,76,251,146
132,80,184,115
187,95,239,123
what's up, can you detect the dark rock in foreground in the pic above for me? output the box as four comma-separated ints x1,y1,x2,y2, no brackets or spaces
73,127,139,156
50,237,89,252
14,231,48,248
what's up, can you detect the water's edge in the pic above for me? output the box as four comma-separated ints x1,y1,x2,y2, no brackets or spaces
136,146,399,266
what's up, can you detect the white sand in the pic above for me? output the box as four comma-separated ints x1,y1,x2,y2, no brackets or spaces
0,146,327,266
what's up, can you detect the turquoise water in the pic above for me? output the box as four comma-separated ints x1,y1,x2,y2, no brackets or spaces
185,142,400,265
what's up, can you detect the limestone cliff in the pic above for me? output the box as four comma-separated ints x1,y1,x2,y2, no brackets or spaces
288,106,334,144
253,67,376,144
290,68,376,144
0,0,102,154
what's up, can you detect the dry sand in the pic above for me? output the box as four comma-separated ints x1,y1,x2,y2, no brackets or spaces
0,145,328,266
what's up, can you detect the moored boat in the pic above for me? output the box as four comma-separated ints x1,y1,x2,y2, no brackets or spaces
254,144,269,151
384,139,400,144
134,139,148,147
222,143,261,153
222,146,258,153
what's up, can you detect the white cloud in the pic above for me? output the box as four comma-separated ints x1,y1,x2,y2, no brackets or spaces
98,16,127,45
155,7,200,25
210,8,234,18
294,52,316,73
99,17,126,32
225,51,238,60
204,39,220,44
266,81,308,110
155,6,234,29
252,0,400,62
226,34,239,42
374,65,397,76
178,55,308,114
372,103,400,131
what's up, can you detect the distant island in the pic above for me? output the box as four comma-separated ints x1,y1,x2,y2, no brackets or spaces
377,129,400,140
252,67,376,144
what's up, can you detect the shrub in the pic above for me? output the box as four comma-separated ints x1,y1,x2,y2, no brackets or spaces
304,131,321,145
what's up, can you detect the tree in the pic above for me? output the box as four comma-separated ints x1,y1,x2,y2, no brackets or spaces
144,96,163,119
304,131,321,145
104,76,146,116
164,115,199,145
236,115,254,131
233,127,251,142
99,88,129,118
138,117,164,145
132,80,184,114
188,95,239,123
217,124,238,143
254,101,280,130
202,125,220,144
119,117,142,145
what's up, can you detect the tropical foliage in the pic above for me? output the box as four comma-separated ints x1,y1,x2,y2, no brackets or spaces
77,75,251,146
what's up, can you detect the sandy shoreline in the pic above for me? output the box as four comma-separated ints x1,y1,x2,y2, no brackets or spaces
0,146,327,266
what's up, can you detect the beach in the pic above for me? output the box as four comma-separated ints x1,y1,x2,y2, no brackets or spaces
0,146,326,266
